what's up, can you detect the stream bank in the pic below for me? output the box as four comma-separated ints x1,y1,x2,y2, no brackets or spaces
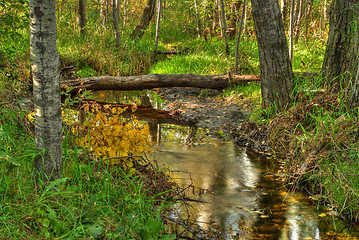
156,86,359,225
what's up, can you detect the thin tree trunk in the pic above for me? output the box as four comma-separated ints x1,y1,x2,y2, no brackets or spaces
122,0,127,34
130,0,157,40
242,1,248,36
281,0,289,21
194,0,203,38
252,0,293,111
112,0,121,48
293,0,304,42
78,0,87,35
235,0,247,74
30,0,62,181
154,0,162,54
289,0,295,62
219,0,229,57
304,0,313,47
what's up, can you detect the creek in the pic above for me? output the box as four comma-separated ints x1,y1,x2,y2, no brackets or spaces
92,90,359,239
149,124,359,239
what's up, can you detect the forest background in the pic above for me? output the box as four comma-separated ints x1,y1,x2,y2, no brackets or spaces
0,0,359,239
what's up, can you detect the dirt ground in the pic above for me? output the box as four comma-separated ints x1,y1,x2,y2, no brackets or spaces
157,87,257,138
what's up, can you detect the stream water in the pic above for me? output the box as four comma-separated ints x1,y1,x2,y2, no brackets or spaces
148,124,359,239
92,90,359,239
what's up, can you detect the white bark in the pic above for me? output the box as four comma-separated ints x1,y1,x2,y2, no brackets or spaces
30,0,62,181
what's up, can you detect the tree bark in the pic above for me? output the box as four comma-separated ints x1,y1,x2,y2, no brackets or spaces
219,0,229,56
78,0,87,35
322,0,359,91
194,0,203,38
289,0,295,62
130,0,157,40
350,64,359,108
112,0,121,48
235,0,247,74
30,0,62,181
61,74,260,93
154,0,162,54
252,0,293,110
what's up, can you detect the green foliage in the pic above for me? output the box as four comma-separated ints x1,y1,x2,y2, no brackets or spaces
0,1,29,39
0,105,173,239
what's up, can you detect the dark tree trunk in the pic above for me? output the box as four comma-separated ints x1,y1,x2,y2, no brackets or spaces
130,0,157,40
78,0,87,35
321,0,359,91
252,0,293,111
112,0,121,48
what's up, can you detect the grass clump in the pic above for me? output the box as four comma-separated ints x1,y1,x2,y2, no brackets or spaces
264,76,359,221
0,104,175,239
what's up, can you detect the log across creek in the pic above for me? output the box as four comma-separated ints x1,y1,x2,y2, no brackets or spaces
61,73,260,94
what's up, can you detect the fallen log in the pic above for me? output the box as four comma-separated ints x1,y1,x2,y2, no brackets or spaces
61,72,319,94
61,74,260,94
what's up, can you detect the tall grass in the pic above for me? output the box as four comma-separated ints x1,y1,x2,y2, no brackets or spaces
0,104,174,239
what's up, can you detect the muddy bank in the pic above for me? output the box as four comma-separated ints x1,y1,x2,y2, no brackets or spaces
157,87,269,151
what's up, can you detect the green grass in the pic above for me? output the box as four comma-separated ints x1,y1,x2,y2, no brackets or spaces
0,105,175,239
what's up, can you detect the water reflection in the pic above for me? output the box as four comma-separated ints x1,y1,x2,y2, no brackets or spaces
149,124,359,239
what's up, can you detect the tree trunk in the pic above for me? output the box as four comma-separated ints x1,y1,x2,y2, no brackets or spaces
154,0,162,54
130,0,157,40
321,0,359,91
289,0,295,62
235,0,247,74
112,0,121,47
350,64,359,108
252,0,293,111
219,0,229,57
281,0,289,22
61,74,260,93
194,0,203,38
78,0,87,35
30,0,62,181
122,0,127,34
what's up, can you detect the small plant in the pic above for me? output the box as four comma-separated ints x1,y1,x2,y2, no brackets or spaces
78,106,152,172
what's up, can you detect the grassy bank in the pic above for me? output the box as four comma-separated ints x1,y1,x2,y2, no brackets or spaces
0,102,175,239
235,75,359,221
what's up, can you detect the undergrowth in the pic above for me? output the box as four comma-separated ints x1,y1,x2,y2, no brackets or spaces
265,76,359,221
0,103,175,239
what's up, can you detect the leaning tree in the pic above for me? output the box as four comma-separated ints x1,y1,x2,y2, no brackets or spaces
30,0,62,181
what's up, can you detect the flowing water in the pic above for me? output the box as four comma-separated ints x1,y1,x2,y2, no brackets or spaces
92,90,359,239
148,124,359,239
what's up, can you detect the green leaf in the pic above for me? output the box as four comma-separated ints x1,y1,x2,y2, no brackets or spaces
87,223,103,238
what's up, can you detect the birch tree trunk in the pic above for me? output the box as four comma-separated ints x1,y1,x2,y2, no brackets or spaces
252,0,293,111
112,0,121,47
30,0,62,181
78,0,87,35
154,0,162,54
